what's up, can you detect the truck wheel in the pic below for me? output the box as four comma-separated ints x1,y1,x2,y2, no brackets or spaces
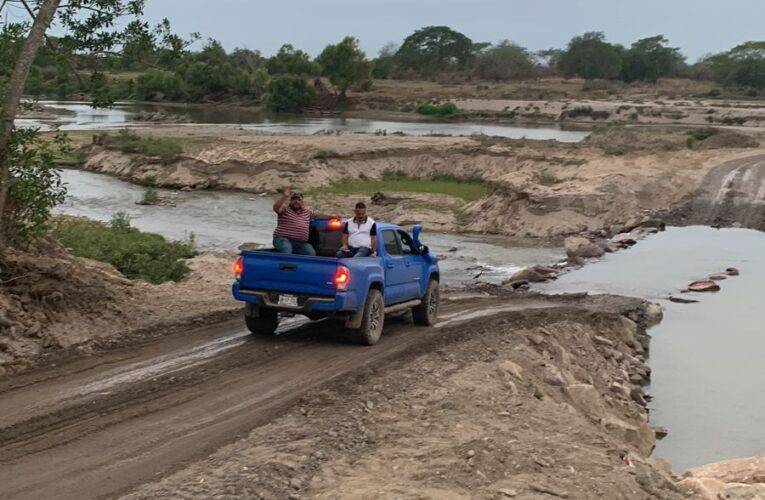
413,279,439,326
245,307,279,336
352,289,384,345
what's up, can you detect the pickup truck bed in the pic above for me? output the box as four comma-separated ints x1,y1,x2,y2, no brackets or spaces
231,220,440,345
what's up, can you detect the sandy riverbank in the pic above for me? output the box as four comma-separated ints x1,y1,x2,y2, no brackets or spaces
66,123,764,238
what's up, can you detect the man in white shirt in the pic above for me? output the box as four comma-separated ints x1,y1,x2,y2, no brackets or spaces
337,202,377,258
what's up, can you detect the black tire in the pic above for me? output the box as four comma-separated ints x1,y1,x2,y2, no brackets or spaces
413,279,439,326
352,289,384,345
245,307,279,336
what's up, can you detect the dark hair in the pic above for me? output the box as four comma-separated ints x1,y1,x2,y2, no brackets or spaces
290,192,303,201
355,202,366,209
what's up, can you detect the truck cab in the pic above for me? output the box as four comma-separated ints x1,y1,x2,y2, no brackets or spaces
232,218,440,345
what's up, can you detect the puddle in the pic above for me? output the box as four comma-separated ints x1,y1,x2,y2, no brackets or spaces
22,100,590,142
539,226,765,471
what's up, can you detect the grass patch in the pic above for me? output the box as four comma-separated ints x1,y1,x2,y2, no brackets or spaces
416,101,460,117
311,172,486,202
53,213,196,284
97,129,183,164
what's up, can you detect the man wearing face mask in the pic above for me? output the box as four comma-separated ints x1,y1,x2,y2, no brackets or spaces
272,185,317,255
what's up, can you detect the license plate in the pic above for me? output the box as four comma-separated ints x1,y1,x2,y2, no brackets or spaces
278,294,298,307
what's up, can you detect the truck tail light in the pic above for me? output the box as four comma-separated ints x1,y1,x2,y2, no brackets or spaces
334,266,350,291
233,256,244,280
328,216,343,231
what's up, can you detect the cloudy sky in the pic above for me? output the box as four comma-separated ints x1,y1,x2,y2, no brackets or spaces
38,0,765,61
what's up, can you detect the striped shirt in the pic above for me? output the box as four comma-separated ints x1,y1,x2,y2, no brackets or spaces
274,204,313,242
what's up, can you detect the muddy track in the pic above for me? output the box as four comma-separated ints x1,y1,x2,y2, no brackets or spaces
669,154,765,230
0,295,557,499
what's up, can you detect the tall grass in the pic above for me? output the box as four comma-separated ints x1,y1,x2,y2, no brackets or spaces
54,214,196,284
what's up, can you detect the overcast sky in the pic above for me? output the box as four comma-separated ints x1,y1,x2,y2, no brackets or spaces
40,0,765,61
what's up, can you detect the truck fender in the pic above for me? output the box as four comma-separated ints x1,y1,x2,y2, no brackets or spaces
345,280,384,329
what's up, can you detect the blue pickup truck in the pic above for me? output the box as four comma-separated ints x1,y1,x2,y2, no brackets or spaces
232,218,440,345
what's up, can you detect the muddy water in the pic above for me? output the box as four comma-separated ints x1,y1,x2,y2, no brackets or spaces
539,226,765,471
27,100,590,142
55,168,563,285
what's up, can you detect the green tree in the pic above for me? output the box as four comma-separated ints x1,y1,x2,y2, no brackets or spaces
266,44,319,76
707,41,765,90
620,35,685,82
263,74,315,112
0,0,148,244
395,26,476,75
474,40,535,81
557,32,623,80
372,42,398,79
316,36,373,98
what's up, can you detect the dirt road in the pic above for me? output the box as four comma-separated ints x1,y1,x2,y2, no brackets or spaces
0,294,559,499
673,154,765,230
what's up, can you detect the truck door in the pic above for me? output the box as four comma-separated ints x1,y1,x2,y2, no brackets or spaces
397,230,424,301
381,229,407,304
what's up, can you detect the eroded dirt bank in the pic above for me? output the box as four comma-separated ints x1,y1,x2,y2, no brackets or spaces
0,244,239,376
73,125,764,238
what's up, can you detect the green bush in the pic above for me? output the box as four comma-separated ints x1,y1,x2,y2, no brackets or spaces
54,214,196,284
416,101,459,117
262,75,315,112
3,128,68,243
135,69,187,101
138,187,160,205
688,127,719,141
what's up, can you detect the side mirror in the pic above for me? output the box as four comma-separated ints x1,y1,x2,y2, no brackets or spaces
420,245,429,254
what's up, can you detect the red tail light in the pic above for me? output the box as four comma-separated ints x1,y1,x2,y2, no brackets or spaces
334,266,350,291
233,256,244,280
328,216,343,231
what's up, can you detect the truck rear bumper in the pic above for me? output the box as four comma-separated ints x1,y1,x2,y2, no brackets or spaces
232,283,359,313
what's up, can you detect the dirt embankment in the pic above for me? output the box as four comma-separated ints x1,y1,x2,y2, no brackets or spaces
0,244,238,376
663,154,765,231
77,125,764,238
123,294,691,498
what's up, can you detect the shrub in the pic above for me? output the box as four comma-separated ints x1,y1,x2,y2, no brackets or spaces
416,101,459,117
138,187,160,205
560,106,611,120
2,129,68,243
688,127,719,141
53,214,196,284
262,75,315,112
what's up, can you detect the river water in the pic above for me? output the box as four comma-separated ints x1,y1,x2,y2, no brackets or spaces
54,169,563,286
539,226,765,471
24,100,590,142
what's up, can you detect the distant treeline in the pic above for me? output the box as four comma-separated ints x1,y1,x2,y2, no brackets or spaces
3,21,763,111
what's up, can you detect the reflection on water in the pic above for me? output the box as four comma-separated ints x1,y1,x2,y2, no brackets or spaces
25,100,590,142
540,226,765,471
55,169,563,285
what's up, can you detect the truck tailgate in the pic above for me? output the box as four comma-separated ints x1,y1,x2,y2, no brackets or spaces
239,251,340,296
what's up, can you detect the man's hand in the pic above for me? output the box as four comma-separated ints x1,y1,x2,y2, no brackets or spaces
340,244,349,252
282,185,292,197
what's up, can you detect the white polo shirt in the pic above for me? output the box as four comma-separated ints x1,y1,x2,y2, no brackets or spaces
343,216,377,249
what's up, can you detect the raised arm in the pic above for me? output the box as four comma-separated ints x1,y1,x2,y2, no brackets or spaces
370,223,377,256
273,185,290,213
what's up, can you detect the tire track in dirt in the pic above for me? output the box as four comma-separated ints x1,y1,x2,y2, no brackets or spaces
0,296,552,500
